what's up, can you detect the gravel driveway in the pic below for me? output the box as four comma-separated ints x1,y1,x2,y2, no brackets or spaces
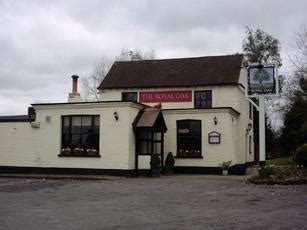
0,175,306,230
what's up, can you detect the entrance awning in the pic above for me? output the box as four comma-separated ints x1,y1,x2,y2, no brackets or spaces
133,107,167,132
133,106,167,173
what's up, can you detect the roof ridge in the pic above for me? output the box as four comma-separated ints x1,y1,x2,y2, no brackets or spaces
114,53,243,63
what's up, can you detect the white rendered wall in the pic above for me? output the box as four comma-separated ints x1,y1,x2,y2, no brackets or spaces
100,85,241,112
162,109,238,167
0,102,141,170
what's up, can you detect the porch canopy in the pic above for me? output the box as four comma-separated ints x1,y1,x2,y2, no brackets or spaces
133,107,167,171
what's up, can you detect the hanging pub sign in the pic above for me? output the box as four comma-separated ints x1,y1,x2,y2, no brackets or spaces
139,90,192,103
247,65,276,96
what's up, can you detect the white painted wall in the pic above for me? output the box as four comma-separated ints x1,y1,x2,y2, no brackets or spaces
163,109,239,167
0,102,141,170
100,85,241,111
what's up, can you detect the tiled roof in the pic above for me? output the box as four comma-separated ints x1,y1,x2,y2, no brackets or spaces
98,54,243,89
133,107,167,132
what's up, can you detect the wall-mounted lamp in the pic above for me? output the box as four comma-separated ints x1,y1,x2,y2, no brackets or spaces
113,111,119,121
213,116,218,125
246,123,253,133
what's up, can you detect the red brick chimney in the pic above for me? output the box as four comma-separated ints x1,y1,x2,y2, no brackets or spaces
68,75,81,102
72,75,79,93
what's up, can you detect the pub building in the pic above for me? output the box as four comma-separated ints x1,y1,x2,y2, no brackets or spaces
0,54,254,175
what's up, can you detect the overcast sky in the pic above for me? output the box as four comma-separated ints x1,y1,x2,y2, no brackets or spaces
0,0,306,116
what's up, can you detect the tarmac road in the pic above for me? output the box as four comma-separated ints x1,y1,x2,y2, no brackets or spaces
0,175,306,230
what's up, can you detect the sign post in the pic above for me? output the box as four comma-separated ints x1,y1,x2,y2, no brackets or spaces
246,64,278,166
258,95,266,166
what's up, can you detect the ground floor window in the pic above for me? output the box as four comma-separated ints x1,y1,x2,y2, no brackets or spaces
177,120,202,158
60,115,100,157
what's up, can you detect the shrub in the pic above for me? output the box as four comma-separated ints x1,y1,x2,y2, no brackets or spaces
220,161,232,170
257,166,275,179
165,152,175,167
150,154,161,168
273,167,293,180
293,143,307,168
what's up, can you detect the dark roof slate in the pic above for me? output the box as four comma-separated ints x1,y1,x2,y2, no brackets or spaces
98,54,243,89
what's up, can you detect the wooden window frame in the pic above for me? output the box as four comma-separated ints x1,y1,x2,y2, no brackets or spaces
194,90,212,109
176,120,202,158
122,92,138,102
59,115,100,157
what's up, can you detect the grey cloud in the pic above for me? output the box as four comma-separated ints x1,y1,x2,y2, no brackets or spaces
0,0,306,115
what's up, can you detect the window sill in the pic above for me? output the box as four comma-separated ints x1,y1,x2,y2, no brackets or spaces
175,156,203,159
58,154,101,158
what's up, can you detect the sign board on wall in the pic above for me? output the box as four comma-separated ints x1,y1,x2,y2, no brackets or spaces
248,66,276,95
139,91,192,103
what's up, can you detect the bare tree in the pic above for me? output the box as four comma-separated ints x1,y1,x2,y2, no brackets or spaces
267,27,306,130
81,57,113,101
278,26,307,111
81,49,156,101
115,48,156,61
289,27,307,75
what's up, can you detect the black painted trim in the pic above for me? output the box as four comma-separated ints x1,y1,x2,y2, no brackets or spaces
174,164,247,175
0,115,33,122
58,154,101,158
0,166,134,177
175,156,204,159
174,166,221,175
0,164,247,176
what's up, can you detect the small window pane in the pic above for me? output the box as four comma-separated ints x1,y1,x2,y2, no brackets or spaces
82,116,91,126
94,134,100,150
94,116,100,126
62,134,70,148
153,132,161,141
72,116,81,126
71,117,81,133
71,134,82,147
82,116,92,134
153,142,161,154
138,130,152,139
82,134,92,147
138,141,151,154
62,117,70,134
63,117,70,126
